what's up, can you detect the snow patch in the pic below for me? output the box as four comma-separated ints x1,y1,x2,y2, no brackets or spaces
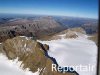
19,36,32,40
0,54,40,75
19,36,26,38
24,43,26,48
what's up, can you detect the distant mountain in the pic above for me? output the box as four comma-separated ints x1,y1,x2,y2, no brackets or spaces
53,16,97,27
81,22,98,34
48,27,97,44
0,16,67,42
0,14,98,42
53,16,98,34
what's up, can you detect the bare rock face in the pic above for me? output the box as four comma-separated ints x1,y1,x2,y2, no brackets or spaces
0,16,66,42
43,44,49,51
2,36,47,72
1,36,77,75
64,27,86,39
49,27,86,40
65,30,78,38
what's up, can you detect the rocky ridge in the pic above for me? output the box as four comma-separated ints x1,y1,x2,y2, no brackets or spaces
0,36,77,75
49,27,86,40
46,27,97,45
0,17,66,42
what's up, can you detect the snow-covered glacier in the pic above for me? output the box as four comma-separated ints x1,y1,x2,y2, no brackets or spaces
39,33,97,75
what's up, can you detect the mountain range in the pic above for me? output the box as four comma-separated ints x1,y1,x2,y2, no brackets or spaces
0,14,98,75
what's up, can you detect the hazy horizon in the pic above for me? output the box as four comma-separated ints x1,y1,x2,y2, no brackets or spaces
0,0,98,19
0,13,98,20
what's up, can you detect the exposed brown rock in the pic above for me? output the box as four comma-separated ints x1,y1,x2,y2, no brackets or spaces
65,30,78,38
48,27,85,40
1,36,77,75
0,17,66,42
43,44,49,51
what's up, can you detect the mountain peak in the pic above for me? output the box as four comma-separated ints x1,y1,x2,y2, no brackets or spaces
0,36,77,75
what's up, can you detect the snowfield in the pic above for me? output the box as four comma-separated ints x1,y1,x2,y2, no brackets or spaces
39,33,97,75
0,54,40,75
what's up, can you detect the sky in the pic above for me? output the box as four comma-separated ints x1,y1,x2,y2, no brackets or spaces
0,0,98,19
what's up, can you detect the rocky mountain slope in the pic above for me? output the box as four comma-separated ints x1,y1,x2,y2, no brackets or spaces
0,16,66,42
0,36,77,75
46,27,97,44
54,16,98,35
0,15,98,43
